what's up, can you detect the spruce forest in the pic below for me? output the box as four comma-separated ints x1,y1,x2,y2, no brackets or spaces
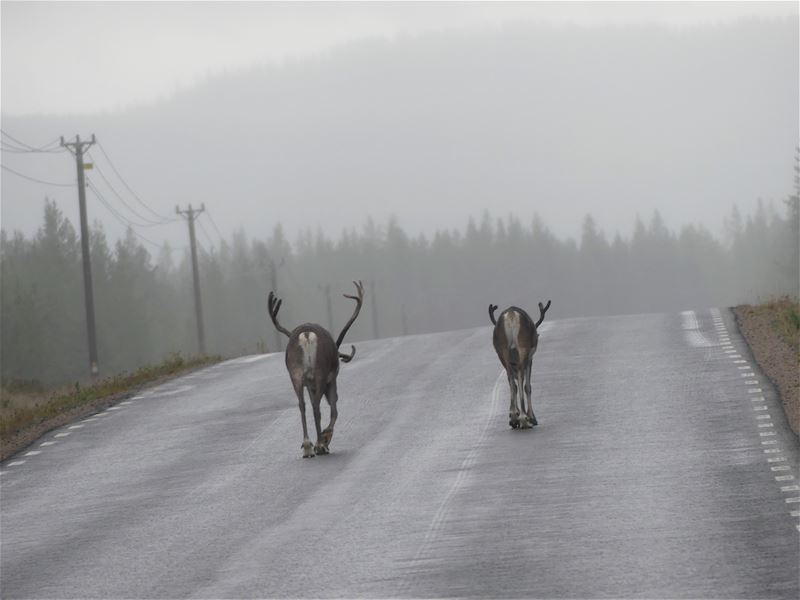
2,189,797,387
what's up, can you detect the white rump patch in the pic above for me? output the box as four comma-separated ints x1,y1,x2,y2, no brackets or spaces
503,310,521,350
299,331,318,378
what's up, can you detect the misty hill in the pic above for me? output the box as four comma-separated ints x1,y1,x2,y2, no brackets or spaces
2,19,797,248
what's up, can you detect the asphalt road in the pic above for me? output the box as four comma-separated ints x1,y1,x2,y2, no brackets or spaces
1,309,798,599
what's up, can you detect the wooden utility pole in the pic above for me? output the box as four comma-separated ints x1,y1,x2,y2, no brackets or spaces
318,283,334,332
369,280,380,339
176,203,206,355
61,134,99,377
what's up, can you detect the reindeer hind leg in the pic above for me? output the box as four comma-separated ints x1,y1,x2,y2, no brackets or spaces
524,358,537,427
309,385,328,456
320,379,338,452
507,369,521,429
293,378,314,458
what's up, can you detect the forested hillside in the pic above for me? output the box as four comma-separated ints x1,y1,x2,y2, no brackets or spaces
2,192,797,386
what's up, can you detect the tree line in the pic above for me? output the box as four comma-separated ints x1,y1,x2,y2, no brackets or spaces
2,194,797,386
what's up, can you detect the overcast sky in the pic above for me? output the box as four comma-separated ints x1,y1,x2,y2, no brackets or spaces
1,1,798,249
2,1,797,115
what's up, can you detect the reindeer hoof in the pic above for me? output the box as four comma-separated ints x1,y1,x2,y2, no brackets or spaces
314,445,329,456
302,441,315,458
320,429,333,446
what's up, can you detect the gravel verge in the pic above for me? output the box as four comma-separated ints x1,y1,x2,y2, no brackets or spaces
733,301,799,435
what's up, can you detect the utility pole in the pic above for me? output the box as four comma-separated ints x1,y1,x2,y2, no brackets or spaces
318,283,334,332
369,280,380,339
61,134,99,377
176,203,206,355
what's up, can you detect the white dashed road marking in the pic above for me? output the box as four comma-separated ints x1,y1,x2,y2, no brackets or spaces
152,385,194,397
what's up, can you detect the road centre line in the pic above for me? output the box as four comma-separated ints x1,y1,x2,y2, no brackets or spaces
54,432,70,437
768,457,787,462
775,475,795,481
780,485,800,492
772,466,790,471
39,441,56,446
24,451,41,456
7,461,25,466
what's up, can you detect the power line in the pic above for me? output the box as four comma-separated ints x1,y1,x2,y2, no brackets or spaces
195,218,217,252
203,207,225,241
1,163,74,187
1,131,64,153
86,180,168,250
93,141,176,223
85,152,167,227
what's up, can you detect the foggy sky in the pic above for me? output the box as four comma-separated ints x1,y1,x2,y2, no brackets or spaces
1,2,798,249
3,2,796,116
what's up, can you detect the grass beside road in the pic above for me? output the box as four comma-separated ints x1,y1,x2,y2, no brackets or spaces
734,297,800,435
0,353,222,461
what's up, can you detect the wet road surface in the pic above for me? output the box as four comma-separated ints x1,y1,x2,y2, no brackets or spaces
1,309,798,598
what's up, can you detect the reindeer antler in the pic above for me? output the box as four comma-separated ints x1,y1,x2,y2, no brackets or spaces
268,291,293,338
488,304,499,325
339,345,356,363
535,300,552,328
335,281,365,349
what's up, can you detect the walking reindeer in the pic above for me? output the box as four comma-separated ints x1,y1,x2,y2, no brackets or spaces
489,300,551,429
268,281,364,458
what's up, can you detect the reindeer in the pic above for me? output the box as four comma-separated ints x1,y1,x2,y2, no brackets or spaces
268,281,364,458
489,300,551,429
